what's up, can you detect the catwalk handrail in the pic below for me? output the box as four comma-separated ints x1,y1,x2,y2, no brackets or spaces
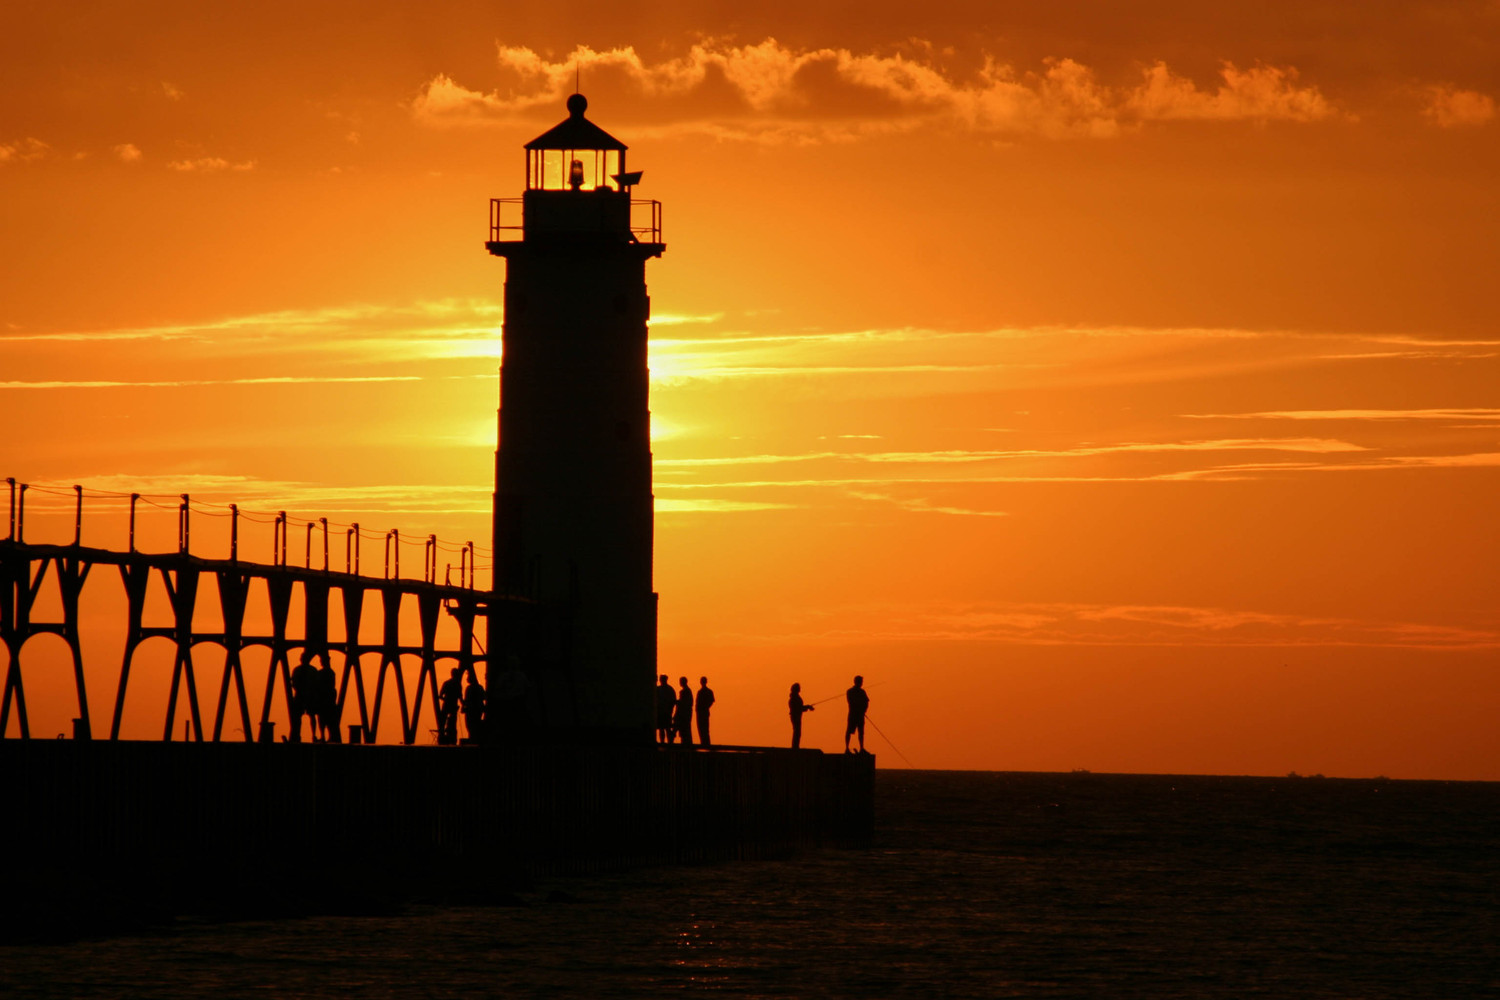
5,477,484,588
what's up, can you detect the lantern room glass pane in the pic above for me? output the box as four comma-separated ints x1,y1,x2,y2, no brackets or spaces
529,148,624,191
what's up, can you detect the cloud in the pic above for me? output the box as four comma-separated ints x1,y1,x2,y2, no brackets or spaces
113,143,142,163
0,137,51,164
0,376,424,390
412,41,1339,141
0,299,503,361
847,490,1008,517
655,439,1366,469
1127,62,1340,122
656,498,797,513
162,82,184,101
1185,408,1500,424
168,157,255,172
739,599,1500,649
1422,85,1496,127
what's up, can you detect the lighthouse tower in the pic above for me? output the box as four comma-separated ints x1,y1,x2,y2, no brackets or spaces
485,94,664,744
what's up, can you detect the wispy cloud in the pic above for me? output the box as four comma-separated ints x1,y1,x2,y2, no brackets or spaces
0,137,51,164
1186,408,1500,423
656,439,1366,469
1422,84,1497,127
657,498,798,513
167,157,256,172
113,143,142,164
412,41,1340,141
847,491,1008,517
0,376,425,390
727,599,1500,649
0,300,503,361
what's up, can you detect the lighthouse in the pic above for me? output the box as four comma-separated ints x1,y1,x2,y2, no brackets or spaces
485,94,664,744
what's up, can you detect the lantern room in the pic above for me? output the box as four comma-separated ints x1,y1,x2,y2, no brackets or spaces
487,93,662,250
526,93,630,192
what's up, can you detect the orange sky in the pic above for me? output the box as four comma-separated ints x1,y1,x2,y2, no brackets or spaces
3,2,1499,776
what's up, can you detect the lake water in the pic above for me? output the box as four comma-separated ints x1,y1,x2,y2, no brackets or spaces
3,769,1498,997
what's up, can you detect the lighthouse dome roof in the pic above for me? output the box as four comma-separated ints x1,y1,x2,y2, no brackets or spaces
524,94,627,152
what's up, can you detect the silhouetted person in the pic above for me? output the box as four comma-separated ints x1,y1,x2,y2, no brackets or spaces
290,650,319,743
845,675,869,754
674,676,694,747
789,682,814,749
656,674,676,744
438,667,463,745
696,676,715,747
462,672,486,743
316,654,339,743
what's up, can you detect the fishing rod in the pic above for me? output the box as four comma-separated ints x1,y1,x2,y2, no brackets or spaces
806,680,883,707
864,713,915,768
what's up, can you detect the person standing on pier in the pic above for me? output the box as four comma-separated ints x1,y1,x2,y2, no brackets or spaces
789,682,814,749
675,676,694,747
316,654,339,743
845,675,869,754
696,676,715,747
656,674,676,744
462,671,486,743
438,667,463,745
290,650,319,743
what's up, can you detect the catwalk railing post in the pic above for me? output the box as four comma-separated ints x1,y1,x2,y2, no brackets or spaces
230,504,239,562
178,494,190,555
320,518,329,573
347,523,361,576
6,477,14,540
56,553,92,739
72,485,82,546
128,494,138,553
16,483,25,543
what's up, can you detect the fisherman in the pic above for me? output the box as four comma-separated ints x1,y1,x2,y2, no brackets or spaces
438,667,464,745
789,682,814,749
462,671,486,743
845,675,869,754
289,650,320,743
674,676,694,747
696,676,715,747
656,674,676,744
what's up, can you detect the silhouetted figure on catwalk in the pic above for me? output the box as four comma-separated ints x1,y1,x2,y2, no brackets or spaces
789,682,814,749
656,674,676,744
675,676,694,747
290,650,319,743
438,667,464,745
696,676,715,747
462,672,486,743
845,675,869,754
316,654,339,743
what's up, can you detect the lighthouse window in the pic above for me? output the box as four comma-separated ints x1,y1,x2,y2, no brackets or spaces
531,149,624,192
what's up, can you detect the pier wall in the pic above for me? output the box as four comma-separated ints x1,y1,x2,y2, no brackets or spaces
0,741,873,933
